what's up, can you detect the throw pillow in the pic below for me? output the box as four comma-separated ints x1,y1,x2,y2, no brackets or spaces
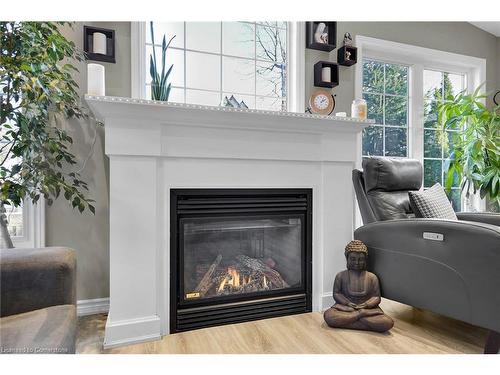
408,183,458,220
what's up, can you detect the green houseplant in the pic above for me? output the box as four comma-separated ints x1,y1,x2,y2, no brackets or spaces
149,22,175,101
0,21,96,248
437,85,500,211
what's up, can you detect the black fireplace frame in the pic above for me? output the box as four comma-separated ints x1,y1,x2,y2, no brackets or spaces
170,188,313,333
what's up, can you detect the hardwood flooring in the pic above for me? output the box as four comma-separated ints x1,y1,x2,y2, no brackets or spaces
76,299,487,354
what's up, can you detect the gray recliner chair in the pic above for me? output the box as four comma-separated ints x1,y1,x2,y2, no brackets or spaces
0,247,77,354
353,157,500,354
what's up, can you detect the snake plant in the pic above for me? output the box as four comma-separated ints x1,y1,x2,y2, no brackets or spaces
149,22,175,101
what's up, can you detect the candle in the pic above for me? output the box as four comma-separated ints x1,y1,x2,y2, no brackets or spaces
92,32,107,55
351,99,367,120
322,67,331,82
87,63,105,96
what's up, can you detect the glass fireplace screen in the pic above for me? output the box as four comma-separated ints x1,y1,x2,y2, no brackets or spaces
181,215,303,302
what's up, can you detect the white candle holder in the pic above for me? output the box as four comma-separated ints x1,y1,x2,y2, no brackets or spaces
87,63,105,96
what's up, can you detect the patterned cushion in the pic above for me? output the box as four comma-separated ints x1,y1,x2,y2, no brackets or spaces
408,183,458,220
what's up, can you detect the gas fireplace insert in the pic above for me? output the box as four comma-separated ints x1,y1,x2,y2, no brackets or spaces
170,188,312,333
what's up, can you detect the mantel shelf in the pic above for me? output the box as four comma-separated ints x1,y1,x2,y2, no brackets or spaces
85,95,373,135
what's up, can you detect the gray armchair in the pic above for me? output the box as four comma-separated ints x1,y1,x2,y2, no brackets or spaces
353,157,500,354
0,247,77,354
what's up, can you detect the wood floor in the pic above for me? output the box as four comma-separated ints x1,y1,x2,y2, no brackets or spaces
76,299,487,354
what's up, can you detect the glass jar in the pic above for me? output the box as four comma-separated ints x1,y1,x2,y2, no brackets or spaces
351,99,367,120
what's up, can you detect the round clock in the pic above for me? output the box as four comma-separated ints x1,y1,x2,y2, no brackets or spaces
309,90,335,115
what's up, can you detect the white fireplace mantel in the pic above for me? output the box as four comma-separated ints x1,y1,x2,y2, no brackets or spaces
85,95,372,348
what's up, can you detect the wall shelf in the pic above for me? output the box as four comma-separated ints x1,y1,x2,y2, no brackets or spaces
314,61,339,88
306,22,337,52
84,25,116,63
337,46,358,66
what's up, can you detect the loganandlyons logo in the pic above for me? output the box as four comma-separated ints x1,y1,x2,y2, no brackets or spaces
1,346,69,354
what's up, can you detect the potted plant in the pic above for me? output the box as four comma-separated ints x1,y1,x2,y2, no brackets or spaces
149,22,175,101
0,21,96,248
438,85,500,212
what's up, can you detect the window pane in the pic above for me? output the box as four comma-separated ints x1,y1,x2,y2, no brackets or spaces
362,60,384,93
186,89,220,107
363,93,383,124
5,204,23,237
444,73,464,98
256,62,286,97
147,22,184,49
385,96,407,126
222,57,255,95
186,51,220,91
186,22,221,53
222,22,255,58
256,25,286,63
384,127,407,157
424,129,441,158
423,100,439,128
442,160,460,188
385,64,408,96
145,46,184,86
443,131,458,158
423,70,442,102
448,189,461,211
256,96,285,111
257,21,287,29
362,126,383,156
424,159,442,188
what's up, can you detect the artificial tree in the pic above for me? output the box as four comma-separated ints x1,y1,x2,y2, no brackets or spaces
438,86,500,211
0,21,96,248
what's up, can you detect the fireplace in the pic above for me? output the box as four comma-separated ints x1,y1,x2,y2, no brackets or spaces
170,189,312,332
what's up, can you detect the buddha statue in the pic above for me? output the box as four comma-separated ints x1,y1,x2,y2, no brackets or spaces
323,240,394,333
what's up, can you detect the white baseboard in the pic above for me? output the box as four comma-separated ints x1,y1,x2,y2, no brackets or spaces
103,314,161,349
77,298,110,317
321,293,334,311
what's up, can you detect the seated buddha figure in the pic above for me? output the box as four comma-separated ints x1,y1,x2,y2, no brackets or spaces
323,240,394,333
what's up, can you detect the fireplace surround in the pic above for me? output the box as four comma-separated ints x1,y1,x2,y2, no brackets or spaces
86,95,371,348
170,188,312,332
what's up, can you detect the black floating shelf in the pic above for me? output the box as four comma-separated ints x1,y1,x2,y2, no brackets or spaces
83,25,116,63
306,22,337,52
314,61,339,88
337,46,357,66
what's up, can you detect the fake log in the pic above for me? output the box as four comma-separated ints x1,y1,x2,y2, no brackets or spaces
235,255,289,288
195,254,222,296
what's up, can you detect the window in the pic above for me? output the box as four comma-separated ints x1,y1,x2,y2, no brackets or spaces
423,70,466,210
143,22,288,111
357,36,485,212
5,204,24,237
362,59,409,157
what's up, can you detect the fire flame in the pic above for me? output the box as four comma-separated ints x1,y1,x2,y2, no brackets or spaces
217,267,268,292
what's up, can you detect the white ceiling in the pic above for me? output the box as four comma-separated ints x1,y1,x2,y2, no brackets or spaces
469,22,500,37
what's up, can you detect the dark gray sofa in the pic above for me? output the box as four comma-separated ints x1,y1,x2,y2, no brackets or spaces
353,157,500,353
0,247,77,354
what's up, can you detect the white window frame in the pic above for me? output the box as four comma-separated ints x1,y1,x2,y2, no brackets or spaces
355,35,486,212
9,201,45,248
130,21,305,112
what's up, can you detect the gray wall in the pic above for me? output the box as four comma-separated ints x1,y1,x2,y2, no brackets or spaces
47,22,499,301
306,22,499,113
46,22,130,301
